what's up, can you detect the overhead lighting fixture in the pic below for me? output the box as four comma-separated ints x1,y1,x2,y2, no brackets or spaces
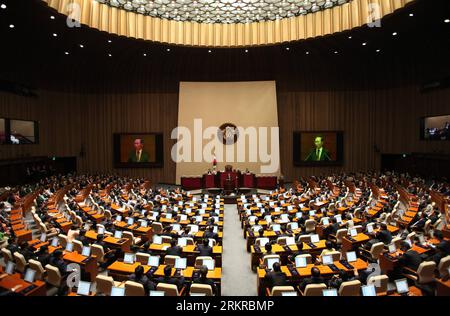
244,49,248,53
348,36,352,39
50,15,55,19
208,49,212,53
9,24,14,28
362,42,367,46
108,40,112,43
334,51,339,54
286,47,290,51
392,32,398,36
166,48,170,52
1,3,6,9
409,13,414,17
143,53,147,57
306,51,310,55
98,0,353,24
376,49,381,53
445,19,450,24
79,44,84,48
52,33,58,37
64,51,69,55
108,53,112,57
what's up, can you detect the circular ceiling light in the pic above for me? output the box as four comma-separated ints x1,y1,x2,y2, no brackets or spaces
97,0,353,24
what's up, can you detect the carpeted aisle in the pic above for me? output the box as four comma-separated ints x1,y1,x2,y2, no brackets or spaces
221,204,257,296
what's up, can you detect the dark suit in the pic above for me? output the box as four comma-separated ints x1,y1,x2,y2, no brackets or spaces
437,240,450,255
128,150,150,163
192,276,217,295
376,229,392,245
129,274,156,294
399,250,423,271
155,276,185,290
264,271,288,289
305,148,331,162
197,245,213,257
166,246,183,256
299,276,326,292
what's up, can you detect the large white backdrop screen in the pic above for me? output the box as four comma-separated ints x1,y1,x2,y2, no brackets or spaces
175,81,280,184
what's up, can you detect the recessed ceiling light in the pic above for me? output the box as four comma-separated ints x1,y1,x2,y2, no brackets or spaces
362,42,367,46
334,51,338,54
64,51,69,55
244,49,248,53
143,53,147,57
208,49,212,53
108,40,112,43
9,24,14,29
108,53,112,57
348,36,352,39
286,47,290,51
306,51,310,55
50,15,55,20
52,33,58,37
445,19,450,24
166,48,170,52
376,49,381,53
409,13,414,17
392,32,398,36
1,4,6,9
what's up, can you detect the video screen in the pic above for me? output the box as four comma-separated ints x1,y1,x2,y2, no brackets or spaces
421,115,450,140
113,133,164,168
9,119,38,144
293,131,344,166
0,119,5,145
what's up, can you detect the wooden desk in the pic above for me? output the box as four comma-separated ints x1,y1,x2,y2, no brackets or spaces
85,230,131,252
63,252,98,282
0,270,46,296
436,278,450,296
342,233,370,252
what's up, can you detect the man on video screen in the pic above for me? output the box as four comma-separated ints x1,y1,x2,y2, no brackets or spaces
304,135,331,162
128,138,150,163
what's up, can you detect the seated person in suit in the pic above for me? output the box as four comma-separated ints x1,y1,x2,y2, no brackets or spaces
328,269,358,289
192,265,217,296
155,265,185,291
324,217,341,239
410,213,428,232
18,242,35,261
204,226,218,241
5,236,20,255
435,230,450,255
67,225,80,243
34,245,51,267
397,241,423,273
299,267,326,292
197,238,213,257
129,265,156,295
288,242,306,263
76,229,90,246
304,136,331,162
264,262,288,290
94,234,117,268
375,223,393,245
166,239,183,257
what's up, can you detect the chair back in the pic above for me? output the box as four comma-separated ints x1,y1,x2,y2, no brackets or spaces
1,248,13,263
305,220,316,233
96,275,115,295
438,256,450,279
164,255,180,266
157,283,179,296
190,284,213,296
28,259,45,280
338,280,361,296
91,244,105,263
136,252,150,265
194,256,214,269
370,242,385,260
416,261,436,284
13,252,27,273
271,286,296,296
304,283,327,296
367,275,389,294
125,281,145,296
45,264,62,287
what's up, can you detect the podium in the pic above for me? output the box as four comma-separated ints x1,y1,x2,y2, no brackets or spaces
203,174,216,188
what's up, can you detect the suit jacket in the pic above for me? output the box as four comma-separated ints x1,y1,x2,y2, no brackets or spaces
128,150,150,163
305,148,331,162
376,229,393,245
192,276,217,295
166,246,183,256
299,276,326,292
399,250,422,271
197,245,213,257
264,271,288,289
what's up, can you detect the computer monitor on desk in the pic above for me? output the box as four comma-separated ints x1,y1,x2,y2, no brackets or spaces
395,278,410,296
